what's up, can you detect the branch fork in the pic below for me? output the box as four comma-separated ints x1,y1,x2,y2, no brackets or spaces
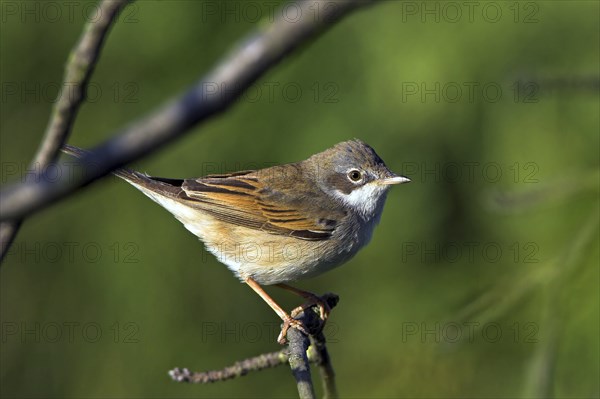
169,293,340,399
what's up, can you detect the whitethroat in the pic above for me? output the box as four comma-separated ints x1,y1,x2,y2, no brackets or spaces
62,140,410,344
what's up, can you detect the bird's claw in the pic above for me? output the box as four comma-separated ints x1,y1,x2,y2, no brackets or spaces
277,316,310,345
290,295,331,321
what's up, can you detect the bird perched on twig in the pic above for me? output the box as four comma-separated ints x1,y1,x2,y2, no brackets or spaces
62,140,410,344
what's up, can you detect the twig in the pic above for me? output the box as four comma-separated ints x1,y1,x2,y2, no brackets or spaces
288,326,316,399
287,293,339,398
310,331,338,399
169,293,340,398
0,0,131,261
169,350,289,384
0,222,22,263
168,346,329,384
0,0,376,222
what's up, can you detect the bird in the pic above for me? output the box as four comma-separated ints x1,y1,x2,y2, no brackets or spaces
61,139,410,343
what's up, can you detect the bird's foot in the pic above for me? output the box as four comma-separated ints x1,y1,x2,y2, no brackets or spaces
277,316,310,345
290,294,331,321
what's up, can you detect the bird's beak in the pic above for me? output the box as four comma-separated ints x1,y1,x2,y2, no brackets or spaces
379,174,411,185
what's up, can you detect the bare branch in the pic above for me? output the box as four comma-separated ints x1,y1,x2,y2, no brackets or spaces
310,331,338,399
169,350,289,384
288,327,316,399
0,0,376,222
169,293,340,398
0,222,21,263
0,0,130,261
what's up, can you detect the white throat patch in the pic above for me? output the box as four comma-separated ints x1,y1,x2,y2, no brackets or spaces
334,183,387,219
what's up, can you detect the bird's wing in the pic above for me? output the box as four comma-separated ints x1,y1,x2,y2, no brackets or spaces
60,145,339,240
179,171,341,241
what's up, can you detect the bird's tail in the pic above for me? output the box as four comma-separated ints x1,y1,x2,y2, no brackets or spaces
61,144,187,216
61,144,145,184
61,144,91,159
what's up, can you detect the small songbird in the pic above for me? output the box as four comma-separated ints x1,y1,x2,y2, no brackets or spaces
62,140,410,343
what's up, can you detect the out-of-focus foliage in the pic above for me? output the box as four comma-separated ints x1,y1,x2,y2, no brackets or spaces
1,1,598,398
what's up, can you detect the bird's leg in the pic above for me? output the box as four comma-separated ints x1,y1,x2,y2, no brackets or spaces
244,277,309,345
276,283,331,321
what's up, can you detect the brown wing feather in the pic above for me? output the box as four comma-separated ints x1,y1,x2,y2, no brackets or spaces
60,145,337,240
180,173,339,241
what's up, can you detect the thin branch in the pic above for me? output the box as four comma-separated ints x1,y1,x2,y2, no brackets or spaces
0,0,131,261
169,350,289,384
288,293,339,399
288,326,316,399
0,222,22,263
0,0,376,222
310,331,338,399
169,293,340,398
167,345,324,384
33,0,132,167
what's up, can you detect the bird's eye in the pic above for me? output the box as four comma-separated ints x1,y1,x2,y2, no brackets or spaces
347,169,363,183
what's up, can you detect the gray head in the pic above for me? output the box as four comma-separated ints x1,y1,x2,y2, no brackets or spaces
309,139,410,219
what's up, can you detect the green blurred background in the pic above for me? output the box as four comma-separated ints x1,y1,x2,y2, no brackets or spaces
1,1,598,398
